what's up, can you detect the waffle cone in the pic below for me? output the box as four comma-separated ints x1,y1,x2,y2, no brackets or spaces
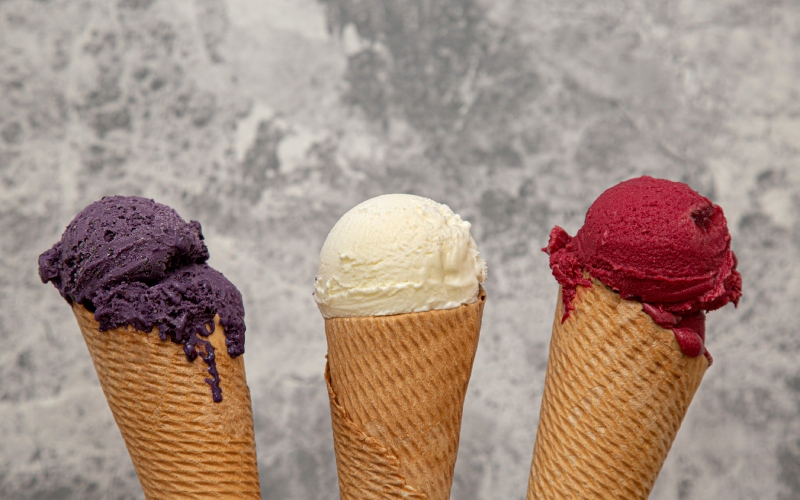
324,289,486,500
72,304,261,499
526,280,708,499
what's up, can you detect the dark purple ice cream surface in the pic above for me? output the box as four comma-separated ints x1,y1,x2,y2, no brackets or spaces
39,196,245,402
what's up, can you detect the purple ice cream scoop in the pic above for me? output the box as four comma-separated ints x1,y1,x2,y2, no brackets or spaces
39,196,245,402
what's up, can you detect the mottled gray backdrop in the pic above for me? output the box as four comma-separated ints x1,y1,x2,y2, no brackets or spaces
1,0,799,499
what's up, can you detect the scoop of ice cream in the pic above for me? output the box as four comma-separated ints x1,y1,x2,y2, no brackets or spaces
544,176,742,362
314,194,487,318
38,195,209,306
39,196,245,401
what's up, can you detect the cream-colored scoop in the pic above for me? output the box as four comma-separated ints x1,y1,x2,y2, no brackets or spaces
314,193,487,318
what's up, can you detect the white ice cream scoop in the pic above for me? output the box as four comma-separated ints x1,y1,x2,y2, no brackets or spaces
314,194,487,318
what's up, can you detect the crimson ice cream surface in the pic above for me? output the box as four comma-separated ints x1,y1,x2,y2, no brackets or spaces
38,196,245,402
544,176,742,364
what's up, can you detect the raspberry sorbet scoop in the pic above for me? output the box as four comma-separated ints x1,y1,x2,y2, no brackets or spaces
544,176,742,363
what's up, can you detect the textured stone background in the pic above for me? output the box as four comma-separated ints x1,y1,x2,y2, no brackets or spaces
1,0,798,499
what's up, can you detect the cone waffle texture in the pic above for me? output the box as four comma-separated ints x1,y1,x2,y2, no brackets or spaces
526,280,708,500
72,304,261,500
325,289,486,500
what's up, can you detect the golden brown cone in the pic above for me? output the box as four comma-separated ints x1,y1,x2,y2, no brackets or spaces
324,289,486,500
526,280,708,500
72,304,261,500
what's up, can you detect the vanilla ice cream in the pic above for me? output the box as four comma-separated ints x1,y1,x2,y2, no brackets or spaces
314,194,487,318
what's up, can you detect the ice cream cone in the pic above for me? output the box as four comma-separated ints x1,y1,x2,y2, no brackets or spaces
527,280,708,500
73,304,261,500
324,288,486,500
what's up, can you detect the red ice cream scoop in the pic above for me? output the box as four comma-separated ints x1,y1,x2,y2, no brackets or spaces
544,176,742,364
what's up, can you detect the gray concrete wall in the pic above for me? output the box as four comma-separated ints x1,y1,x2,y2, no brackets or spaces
1,0,798,498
